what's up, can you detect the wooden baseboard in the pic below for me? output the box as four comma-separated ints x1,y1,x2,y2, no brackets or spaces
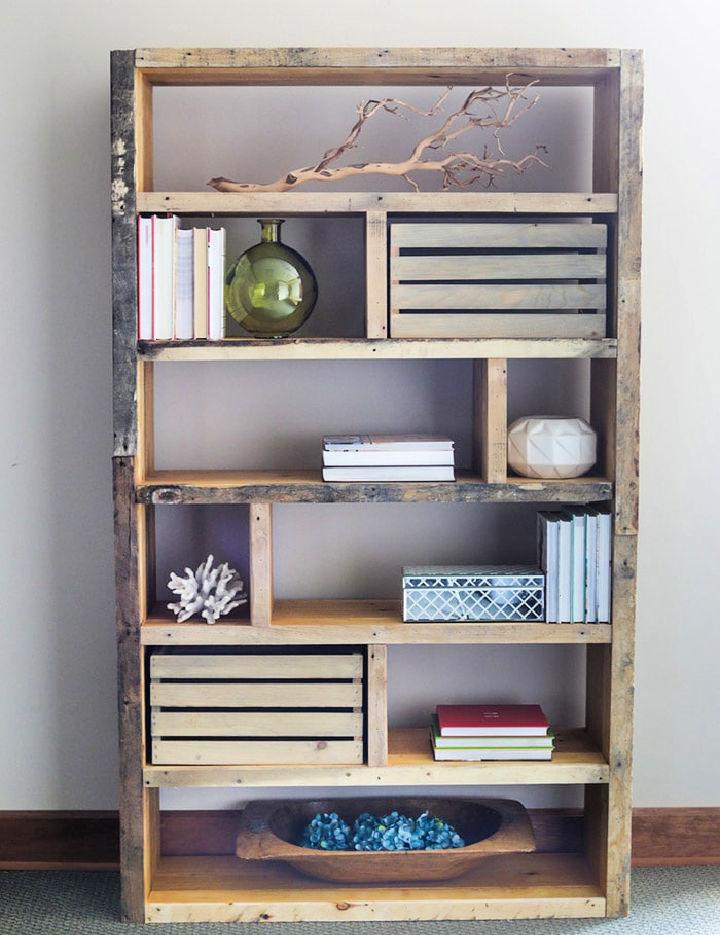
1,807,718,870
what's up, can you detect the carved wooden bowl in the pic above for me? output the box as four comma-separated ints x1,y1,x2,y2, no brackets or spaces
236,797,535,883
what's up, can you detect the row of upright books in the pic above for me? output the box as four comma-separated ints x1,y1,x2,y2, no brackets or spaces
137,216,226,341
537,508,612,623
322,435,455,482
431,704,554,761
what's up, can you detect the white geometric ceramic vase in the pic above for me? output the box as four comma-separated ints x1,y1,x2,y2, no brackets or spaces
507,416,597,479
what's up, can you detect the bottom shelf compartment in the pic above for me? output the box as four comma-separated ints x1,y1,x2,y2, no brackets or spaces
146,852,605,923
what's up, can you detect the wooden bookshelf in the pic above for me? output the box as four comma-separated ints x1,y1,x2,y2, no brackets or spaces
112,47,642,923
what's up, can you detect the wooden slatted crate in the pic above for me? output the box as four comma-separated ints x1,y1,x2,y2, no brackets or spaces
150,651,364,765
390,222,607,339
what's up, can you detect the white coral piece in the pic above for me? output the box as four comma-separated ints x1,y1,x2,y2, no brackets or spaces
167,554,247,624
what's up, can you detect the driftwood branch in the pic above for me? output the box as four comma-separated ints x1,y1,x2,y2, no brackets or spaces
208,76,548,193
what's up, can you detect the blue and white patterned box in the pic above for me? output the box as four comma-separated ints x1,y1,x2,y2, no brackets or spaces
402,565,545,622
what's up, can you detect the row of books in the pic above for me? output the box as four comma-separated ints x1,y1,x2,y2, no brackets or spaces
138,216,226,342
322,435,456,482
431,704,554,761
537,508,612,623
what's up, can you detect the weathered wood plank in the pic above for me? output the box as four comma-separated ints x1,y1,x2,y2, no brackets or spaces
365,211,387,338
139,337,618,362
392,223,607,249
150,681,362,708
393,253,607,281
111,51,139,458
135,470,612,505
604,49,643,919
113,455,146,922
138,191,618,214
393,283,607,311
366,646,388,767
250,504,273,627
150,653,362,679
152,739,363,766
390,312,606,339
473,359,507,483
151,710,363,738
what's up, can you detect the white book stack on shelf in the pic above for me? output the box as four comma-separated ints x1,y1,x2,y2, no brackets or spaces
537,507,612,623
322,435,455,482
136,216,226,342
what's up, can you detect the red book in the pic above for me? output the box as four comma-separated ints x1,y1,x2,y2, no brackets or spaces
436,704,549,737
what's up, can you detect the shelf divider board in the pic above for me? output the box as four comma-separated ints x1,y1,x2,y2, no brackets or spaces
473,358,508,484
366,645,389,766
365,211,388,338
145,853,605,923
250,504,273,627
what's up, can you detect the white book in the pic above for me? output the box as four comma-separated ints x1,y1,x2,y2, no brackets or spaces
324,435,454,452
323,465,455,482
585,510,599,623
174,228,194,340
431,743,553,762
564,510,586,623
431,718,554,749
596,508,612,622
152,215,178,340
207,227,226,341
137,217,153,340
193,227,208,340
557,514,573,623
537,512,560,623
323,449,454,466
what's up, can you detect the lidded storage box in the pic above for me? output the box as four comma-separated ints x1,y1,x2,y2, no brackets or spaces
403,566,545,622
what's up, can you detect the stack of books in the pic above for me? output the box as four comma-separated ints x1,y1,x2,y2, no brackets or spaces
431,704,554,761
537,508,612,623
137,215,226,342
322,435,455,482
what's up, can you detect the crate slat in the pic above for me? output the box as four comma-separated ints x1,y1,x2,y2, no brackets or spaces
394,253,607,281
392,313,606,339
152,739,363,765
151,710,363,737
391,223,607,249
150,653,362,679
150,681,362,708
393,283,606,311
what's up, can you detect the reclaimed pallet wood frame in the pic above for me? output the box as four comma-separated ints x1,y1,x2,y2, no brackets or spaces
111,47,642,923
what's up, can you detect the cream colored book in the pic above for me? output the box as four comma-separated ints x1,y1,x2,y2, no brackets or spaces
192,227,208,339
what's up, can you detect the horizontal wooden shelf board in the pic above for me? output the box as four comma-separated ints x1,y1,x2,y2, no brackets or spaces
139,337,617,362
143,727,608,787
136,471,613,505
137,191,618,215
143,600,612,645
146,853,604,922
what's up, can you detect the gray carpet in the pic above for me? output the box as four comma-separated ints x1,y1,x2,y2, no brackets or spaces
0,867,718,933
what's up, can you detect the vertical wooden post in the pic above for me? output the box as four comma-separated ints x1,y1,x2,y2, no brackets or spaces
601,50,643,919
366,645,389,767
473,359,507,483
134,70,153,193
365,210,388,338
250,503,273,627
136,361,154,483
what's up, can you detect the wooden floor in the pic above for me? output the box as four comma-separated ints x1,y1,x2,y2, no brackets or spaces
146,853,604,923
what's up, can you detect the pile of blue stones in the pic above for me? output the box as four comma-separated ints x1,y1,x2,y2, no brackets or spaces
301,810,465,851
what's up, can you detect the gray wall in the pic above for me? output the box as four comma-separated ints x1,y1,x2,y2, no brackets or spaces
1,0,719,810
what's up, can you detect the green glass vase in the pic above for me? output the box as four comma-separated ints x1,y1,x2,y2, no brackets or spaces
225,219,318,337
